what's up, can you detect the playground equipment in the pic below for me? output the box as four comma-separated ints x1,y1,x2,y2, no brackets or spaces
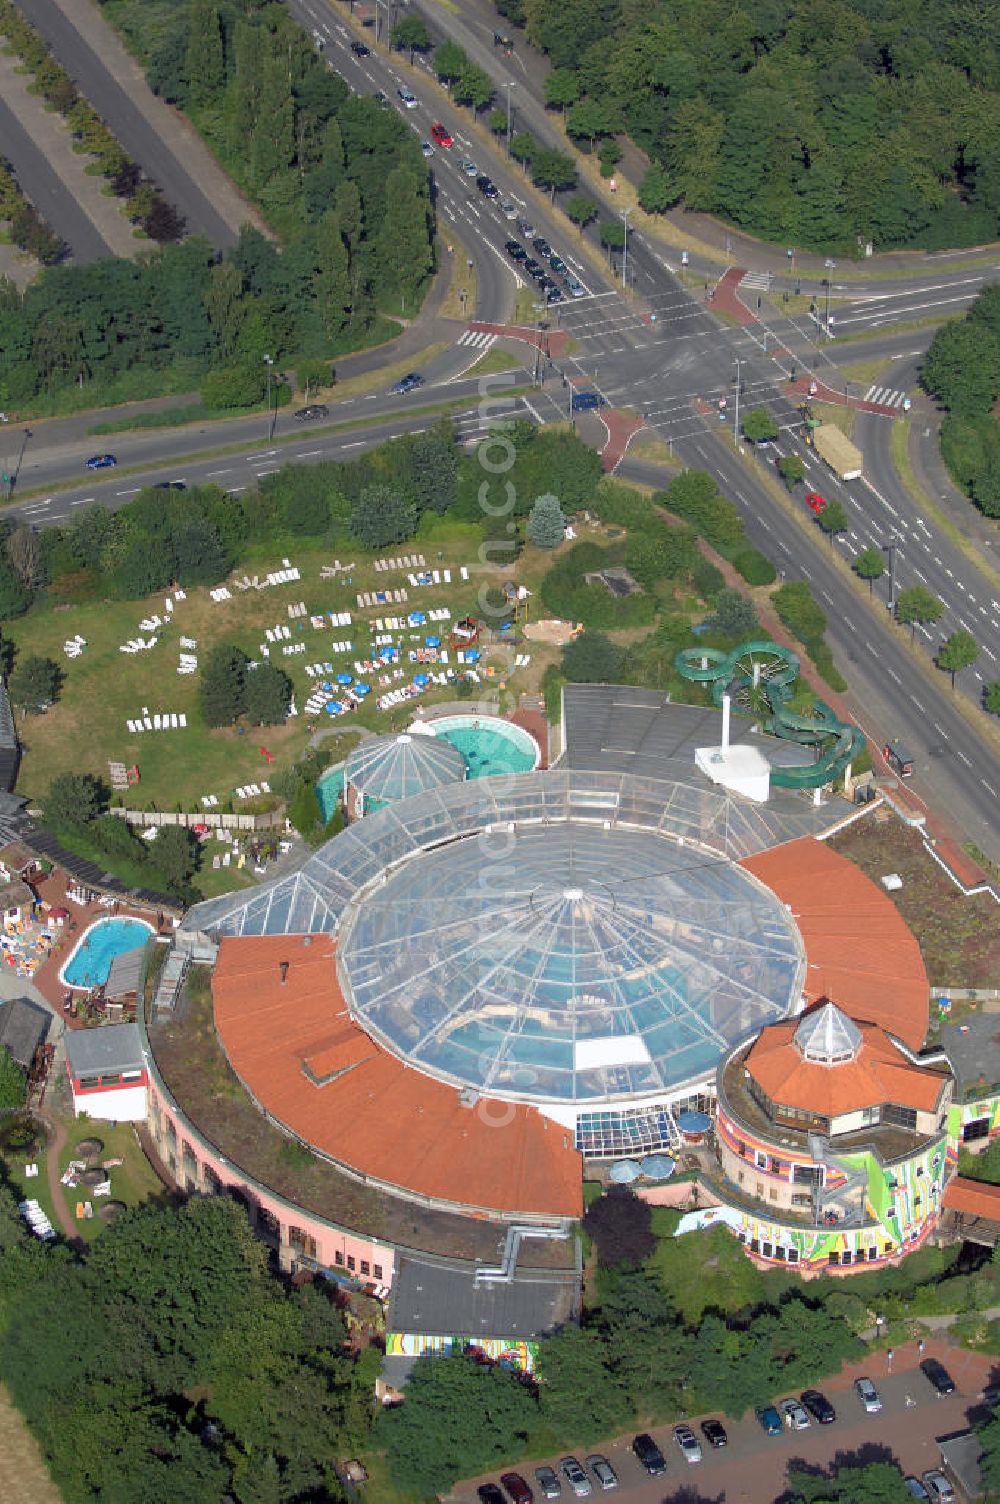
674,639,865,790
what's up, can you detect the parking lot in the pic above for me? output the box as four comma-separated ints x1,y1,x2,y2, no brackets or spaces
452,1339,996,1503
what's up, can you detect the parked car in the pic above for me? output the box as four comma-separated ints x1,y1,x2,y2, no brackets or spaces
85,454,117,470
782,1399,811,1431
532,235,552,257
559,1457,592,1498
756,1406,783,1436
855,1377,882,1413
905,1481,930,1501
478,1488,505,1504
420,140,435,157
294,404,329,420
631,1434,666,1476
921,1472,955,1504
673,1425,702,1464
584,1456,618,1491
397,85,418,108
430,122,453,147
534,1465,561,1500
801,1389,836,1424
390,372,423,394
349,39,370,55
476,175,498,198
501,1472,534,1504
701,1418,728,1448
920,1358,956,1396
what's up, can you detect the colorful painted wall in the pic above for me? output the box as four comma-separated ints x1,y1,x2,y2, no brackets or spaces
385,1331,539,1373
946,1094,1000,1166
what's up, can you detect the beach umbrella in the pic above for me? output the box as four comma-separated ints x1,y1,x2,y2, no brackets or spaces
425,635,441,648
408,611,426,626
324,701,342,715
320,680,332,691
336,672,352,685
465,648,481,663
414,673,430,687
380,646,398,661
676,1110,711,1135
639,1154,676,1180
354,683,371,697
608,1160,641,1183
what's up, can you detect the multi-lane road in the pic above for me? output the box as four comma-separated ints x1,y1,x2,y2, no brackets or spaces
5,0,999,861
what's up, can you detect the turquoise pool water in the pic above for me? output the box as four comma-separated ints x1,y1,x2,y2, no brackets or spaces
431,716,539,779
60,917,154,990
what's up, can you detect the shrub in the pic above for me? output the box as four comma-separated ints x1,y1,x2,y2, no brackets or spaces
807,641,848,692
691,559,725,601
734,548,776,585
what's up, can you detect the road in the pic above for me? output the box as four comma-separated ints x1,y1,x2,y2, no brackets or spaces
0,91,112,264
16,0,239,248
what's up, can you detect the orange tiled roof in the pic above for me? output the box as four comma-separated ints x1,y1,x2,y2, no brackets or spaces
942,1176,1000,1222
744,1013,947,1118
212,934,581,1220
741,838,928,1050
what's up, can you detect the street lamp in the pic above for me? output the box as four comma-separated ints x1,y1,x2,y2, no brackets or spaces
12,427,31,490
501,81,516,151
621,206,633,291
880,536,900,615
263,354,275,442
733,358,742,445
822,277,832,337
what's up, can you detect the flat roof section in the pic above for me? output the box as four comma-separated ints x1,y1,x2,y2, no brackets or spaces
212,935,582,1221
389,1253,577,1340
65,1021,144,1077
740,838,929,1051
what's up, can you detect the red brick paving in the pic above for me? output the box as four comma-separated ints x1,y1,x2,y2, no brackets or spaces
599,409,647,473
709,267,755,325
466,322,571,359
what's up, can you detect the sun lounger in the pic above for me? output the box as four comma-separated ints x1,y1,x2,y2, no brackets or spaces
179,713,187,727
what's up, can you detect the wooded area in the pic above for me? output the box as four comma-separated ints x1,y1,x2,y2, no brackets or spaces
922,285,1000,518
498,0,1000,250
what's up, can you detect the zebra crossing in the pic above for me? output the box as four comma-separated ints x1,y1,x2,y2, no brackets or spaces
863,383,908,409
457,330,497,351
739,270,773,291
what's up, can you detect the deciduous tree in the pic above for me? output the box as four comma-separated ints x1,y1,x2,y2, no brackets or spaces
895,584,943,641
937,628,979,687
8,655,60,713
199,643,249,727
244,663,293,725
854,544,885,595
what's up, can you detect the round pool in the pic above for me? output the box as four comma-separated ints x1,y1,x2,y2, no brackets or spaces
427,715,540,779
59,916,155,990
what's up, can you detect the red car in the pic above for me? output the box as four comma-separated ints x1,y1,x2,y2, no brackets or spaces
806,490,827,514
430,122,453,147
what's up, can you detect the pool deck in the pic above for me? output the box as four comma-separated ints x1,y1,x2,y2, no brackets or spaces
29,870,171,1028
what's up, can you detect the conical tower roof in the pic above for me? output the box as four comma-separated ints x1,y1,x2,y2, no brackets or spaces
794,1000,862,1064
345,732,466,805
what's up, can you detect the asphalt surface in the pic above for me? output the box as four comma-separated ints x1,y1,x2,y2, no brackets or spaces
16,0,238,247
0,91,112,263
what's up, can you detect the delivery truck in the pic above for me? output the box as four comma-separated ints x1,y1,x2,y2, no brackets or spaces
811,423,863,481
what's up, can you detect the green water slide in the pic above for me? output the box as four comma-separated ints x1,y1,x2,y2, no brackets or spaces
674,639,865,789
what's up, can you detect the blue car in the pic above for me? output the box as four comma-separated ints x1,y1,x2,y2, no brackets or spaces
85,453,117,470
756,1406,783,1436
391,373,423,395
571,391,604,412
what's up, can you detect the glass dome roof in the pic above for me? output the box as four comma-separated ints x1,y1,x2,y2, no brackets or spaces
344,732,466,805
337,823,804,1105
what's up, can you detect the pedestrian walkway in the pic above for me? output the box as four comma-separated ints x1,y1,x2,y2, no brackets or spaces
457,330,497,351
864,383,909,410
465,321,571,359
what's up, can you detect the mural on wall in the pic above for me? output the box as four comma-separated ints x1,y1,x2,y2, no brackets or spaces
946,1096,1000,1166
385,1332,540,1373
715,1107,848,1190
857,1136,945,1245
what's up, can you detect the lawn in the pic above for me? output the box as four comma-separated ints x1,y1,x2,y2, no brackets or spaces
5,515,530,819
54,1118,165,1243
829,813,1000,988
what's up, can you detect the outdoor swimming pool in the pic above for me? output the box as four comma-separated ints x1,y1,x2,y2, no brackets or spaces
429,715,540,779
60,916,155,990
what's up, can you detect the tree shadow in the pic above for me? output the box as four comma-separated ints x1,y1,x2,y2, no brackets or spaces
774,1444,901,1504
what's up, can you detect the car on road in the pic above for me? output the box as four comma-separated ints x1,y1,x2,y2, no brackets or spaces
920,1358,956,1396
701,1419,728,1448
85,454,117,470
781,1399,811,1431
756,1406,783,1436
420,140,435,157
500,1472,534,1504
855,1377,882,1413
458,158,478,176
397,86,418,108
559,1457,592,1497
523,257,543,278
430,123,453,147
500,200,518,219
532,235,552,257
565,274,586,297
349,39,370,55
571,391,604,412
921,1471,955,1504
516,218,536,239
505,240,526,260
152,480,187,490
478,1488,505,1504
476,175,498,198
805,490,828,513
294,404,329,420
390,372,423,394
546,287,563,303
800,1389,836,1424
631,1434,666,1476
584,1455,618,1491
375,90,390,108
905,1481,930,1500
673,1425,703,1464
534,1465,561,1499
548,254,567,274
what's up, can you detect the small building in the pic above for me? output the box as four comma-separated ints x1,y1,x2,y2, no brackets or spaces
0,995,50,1069
0,682,19,792
583,566,640,597
342,732,466,820
938,1431,983,1500
65,1022,147,1121
0,841,38,885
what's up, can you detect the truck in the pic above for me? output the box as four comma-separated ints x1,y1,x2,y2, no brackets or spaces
811,423,863,481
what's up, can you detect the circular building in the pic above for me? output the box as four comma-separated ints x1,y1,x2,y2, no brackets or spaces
342,731,466,819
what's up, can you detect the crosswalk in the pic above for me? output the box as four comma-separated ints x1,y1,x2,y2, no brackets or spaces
457,330,497,351
740,270,773,291
863,384,908,408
